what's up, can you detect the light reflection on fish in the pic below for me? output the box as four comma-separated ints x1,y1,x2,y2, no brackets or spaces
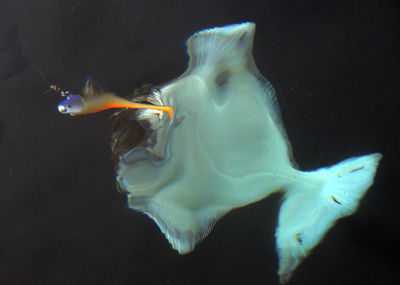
58,23,382,283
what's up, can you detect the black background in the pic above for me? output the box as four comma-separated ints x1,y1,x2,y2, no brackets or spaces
0,0,398,284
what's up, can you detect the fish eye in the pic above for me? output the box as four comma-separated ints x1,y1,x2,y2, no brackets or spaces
67,104,72,108
58,105,67,113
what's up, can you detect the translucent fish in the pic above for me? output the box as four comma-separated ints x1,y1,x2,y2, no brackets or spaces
103,23,380,283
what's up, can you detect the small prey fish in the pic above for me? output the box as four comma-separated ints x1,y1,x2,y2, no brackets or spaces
54,79,173,118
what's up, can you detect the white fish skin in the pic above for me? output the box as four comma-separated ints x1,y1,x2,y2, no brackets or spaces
115,23,382,283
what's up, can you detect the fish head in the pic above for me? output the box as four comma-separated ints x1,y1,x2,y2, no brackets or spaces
113,22,289,192
58,94,85,115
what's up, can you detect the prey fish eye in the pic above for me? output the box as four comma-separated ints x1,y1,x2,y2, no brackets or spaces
58,22,382,284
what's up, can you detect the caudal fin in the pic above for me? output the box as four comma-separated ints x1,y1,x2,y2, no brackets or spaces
275,153,382,283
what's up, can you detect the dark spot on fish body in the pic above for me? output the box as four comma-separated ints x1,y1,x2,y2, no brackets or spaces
238,34,246,45
296,233,303,245
173,114,185,128
236,32,250,50
212,70,231,105
349,166,365,173
331,195,342,205
215,70,231,87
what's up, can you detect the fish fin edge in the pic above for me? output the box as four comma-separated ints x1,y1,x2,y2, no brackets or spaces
275,153,382,283
129,195,228,254
185,22,255,70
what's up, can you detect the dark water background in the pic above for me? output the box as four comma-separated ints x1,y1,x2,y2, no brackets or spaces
0,0,398,284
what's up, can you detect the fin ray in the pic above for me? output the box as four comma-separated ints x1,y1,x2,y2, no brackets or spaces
186,22,255,68
129,194,227,254
275,153,382,283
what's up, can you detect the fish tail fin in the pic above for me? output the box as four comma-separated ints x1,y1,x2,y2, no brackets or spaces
275,153,382,284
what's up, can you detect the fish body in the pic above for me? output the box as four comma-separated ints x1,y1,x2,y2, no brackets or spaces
107,23,381,283
57,80,173,117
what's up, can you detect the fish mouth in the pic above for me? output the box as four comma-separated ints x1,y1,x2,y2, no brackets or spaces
121,147,163,164
109,84,173,168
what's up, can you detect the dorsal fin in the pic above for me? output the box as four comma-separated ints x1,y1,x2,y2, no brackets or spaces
185,22,255,69
184,22,297,167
